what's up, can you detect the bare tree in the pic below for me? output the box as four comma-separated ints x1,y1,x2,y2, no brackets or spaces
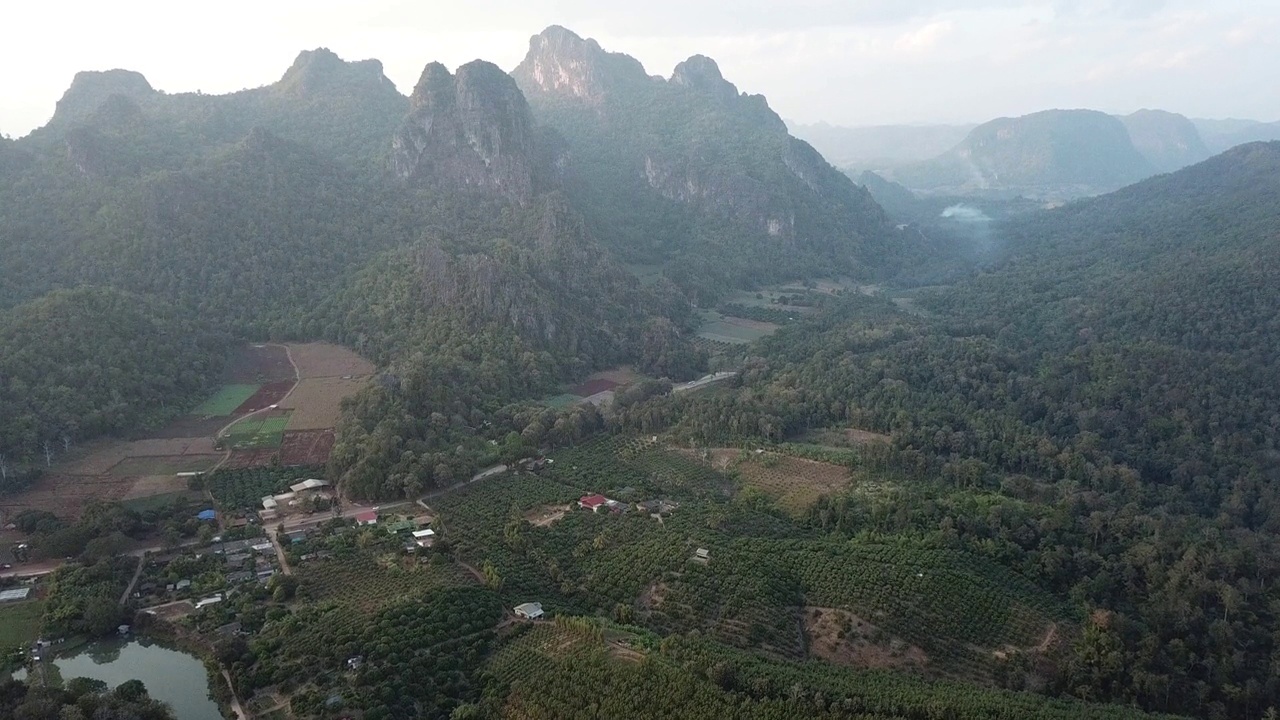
62,434,71,452
42,439,53,467
0,452,7,482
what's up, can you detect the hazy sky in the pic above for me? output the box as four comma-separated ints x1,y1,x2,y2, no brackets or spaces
3,0,1277,137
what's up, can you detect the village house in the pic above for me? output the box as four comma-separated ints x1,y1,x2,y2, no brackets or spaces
355,511,379,526
578,494,608,512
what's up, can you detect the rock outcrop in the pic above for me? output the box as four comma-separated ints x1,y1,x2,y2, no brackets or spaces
391,60,536,204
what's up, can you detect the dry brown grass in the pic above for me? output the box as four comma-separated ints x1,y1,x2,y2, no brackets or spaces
691,449,851,515
280,377,369,430
287,343,374,379
123,475,189,500
804,607,928,670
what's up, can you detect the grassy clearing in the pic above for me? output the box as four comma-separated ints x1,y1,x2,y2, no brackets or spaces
298,554,476,612
223,413,292,450
192,384,261,416
542,393,583,408
695,311,779,344
0,600,44,648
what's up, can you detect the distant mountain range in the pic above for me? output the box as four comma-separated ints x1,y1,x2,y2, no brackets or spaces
794,109,1276,200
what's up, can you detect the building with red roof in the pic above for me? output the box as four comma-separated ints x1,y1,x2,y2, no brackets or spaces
578,494,608,512
355,511,379,525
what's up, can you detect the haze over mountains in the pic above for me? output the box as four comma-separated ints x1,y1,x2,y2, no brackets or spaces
794,107,1276,201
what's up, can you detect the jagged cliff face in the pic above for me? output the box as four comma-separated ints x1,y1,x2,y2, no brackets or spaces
511,26,890,278
517,25,650,105
391,60,536,204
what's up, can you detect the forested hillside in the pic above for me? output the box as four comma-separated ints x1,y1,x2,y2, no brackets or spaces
616,143,1280,718
0,288,224,486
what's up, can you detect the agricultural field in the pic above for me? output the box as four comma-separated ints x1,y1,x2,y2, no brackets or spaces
228,343,296,383
0,600,44,649
278,429,336,466
287,342,374,379
107,454,221,476
279,376,365,430
690,448,852,516
191,383,260,416
297,553,477,612
221,412,291,450
695,310,780,344
541,366,646,408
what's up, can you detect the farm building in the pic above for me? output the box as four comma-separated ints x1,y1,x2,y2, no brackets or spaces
285,530,309,544
289,478,330,493
195,595,223,609
578,494,608,512
355,511,379,525
412,528,436,547
196,509,217,521
0,587,32,603
514,602,544,620
694,548,710,562
605,499,628,513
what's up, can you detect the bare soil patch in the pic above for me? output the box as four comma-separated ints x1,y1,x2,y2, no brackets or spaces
637,579,669,612
690,449,851,515
228,344,294,383
232,381,295,415
0,473,134,523
804,607,928,670
123,475,190,500
279,430,337,466
108,454,222,477
524,503,571,528
224,449,279,470
287,343,374,379
588,366,643,385
65,438,215,475
845,429,892,445
280,377,368,430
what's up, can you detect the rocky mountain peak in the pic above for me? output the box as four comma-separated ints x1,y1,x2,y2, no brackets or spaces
391,60,536,204
513,25,649,103
277,47,394,97
53,69,155,126
670,55,738,100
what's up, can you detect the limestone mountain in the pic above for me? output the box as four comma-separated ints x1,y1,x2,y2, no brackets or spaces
1119,109,1210,173
24,48,407,170
512,26,894,298
888,109,1154,200
390,60,538,204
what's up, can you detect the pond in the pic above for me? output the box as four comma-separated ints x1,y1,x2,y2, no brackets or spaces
16,637,222,720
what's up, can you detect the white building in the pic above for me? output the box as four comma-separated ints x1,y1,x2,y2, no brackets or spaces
514,602,544,620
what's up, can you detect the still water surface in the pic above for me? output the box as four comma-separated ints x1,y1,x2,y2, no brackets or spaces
18,637,221,720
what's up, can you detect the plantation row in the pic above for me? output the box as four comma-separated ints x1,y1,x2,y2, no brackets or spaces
204,465,323,511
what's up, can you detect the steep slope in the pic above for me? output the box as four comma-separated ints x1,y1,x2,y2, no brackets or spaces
512,26,894,298
1119,109,1210,173
890,109,1154,199
390,60,537,203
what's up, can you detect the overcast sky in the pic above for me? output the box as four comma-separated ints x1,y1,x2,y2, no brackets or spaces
3,0,1277,138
